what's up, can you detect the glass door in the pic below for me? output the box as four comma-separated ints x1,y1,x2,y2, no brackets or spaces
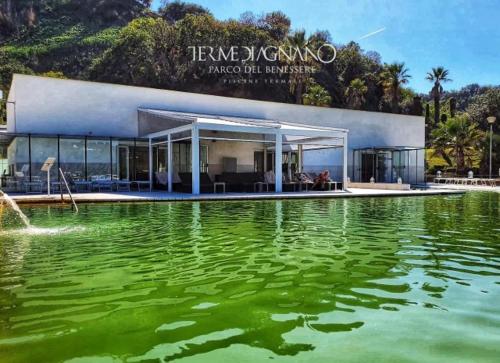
361,152,375,182
376,151,392,182
118,145,129,180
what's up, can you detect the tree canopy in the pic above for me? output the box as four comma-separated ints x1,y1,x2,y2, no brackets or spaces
0,1,498,173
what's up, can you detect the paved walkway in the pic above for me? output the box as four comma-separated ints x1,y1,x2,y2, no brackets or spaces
10,188,465,204
427,183,500,193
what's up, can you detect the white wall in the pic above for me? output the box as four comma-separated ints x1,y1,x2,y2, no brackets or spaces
8,75,425,151
201,140,263,177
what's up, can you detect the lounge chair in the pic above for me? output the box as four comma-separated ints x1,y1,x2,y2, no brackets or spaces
218,172,265,192
296,172,314,191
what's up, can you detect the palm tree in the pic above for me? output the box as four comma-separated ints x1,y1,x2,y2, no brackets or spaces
426,67,451,125
285,30,317,104
302,83,332,107
380,62,411,113
431,114,485,174
345,78,368,109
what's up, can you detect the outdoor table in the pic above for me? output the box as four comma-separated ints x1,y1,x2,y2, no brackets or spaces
214,181,226,193
326,181,339,191
298,182,310,192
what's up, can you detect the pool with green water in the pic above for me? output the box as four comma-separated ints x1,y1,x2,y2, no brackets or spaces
0,193,499,362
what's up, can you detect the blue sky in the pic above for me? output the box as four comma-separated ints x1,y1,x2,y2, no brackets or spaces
151,0,500,93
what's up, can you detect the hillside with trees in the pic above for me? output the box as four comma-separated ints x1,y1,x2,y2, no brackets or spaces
0,0,498,175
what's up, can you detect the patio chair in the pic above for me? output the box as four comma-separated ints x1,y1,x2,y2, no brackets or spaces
116,180,131,192
155,172,167,188
50,181,63,193
92,179,114,192
264,170,276,191
74,180,93,193
5,177,21,193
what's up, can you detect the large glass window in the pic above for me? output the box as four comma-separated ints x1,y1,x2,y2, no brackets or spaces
0,143,9,177
30,137,58,182
254,151,264,172
154,146,168,173
172,143,208,173
59,138,85,180
133,141,149,181
173,143,190,173
392,150,407,182
87,138,111,180
200,145,208,173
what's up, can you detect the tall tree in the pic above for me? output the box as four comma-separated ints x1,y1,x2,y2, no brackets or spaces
302,83,331,107
380,62,411,113
345,78,367,109
259,11,290,41
0,0,39,38
426,67,451,125
449,97,456,117
285,30,317,104
431,114,485,174
159,1,210,23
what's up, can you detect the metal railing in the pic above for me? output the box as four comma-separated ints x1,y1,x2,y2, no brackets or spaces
59,168,78,213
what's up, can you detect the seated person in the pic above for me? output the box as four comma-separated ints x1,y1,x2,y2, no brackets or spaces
312,170,330,190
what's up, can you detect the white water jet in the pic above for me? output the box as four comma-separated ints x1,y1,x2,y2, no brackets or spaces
3,226,86,236
0,191,31,227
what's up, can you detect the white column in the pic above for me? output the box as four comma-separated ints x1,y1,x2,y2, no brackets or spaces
263,147,267,172
148,138,153,192
287,151,292,181
191,125,200,195
343,133,348,190
275,131,283,192
167,133,173,193
298,144,303,172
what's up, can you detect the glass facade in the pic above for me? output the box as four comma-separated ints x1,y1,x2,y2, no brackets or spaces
352,148,425,184
59,138,86,180
87,139,112,180
2,135,154,187
30,137,59,181
172,143,208,173
134,141,150,181
7,136,30,179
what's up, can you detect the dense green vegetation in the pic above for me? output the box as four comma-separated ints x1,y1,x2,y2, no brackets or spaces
0,1,498,174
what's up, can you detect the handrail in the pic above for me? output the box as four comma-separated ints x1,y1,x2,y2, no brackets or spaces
59,168,78,213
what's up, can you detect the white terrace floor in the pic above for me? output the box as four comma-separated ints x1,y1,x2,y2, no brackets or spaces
426,183,500,193
11,188,465,204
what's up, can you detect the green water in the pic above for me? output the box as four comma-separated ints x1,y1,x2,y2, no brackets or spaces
0,193,499,363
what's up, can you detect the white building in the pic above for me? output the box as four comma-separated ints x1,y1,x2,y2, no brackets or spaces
1,74,425,194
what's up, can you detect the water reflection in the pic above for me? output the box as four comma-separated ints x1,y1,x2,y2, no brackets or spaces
0,193,498,363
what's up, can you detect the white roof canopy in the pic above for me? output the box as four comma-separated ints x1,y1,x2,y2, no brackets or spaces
139,108,348,140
